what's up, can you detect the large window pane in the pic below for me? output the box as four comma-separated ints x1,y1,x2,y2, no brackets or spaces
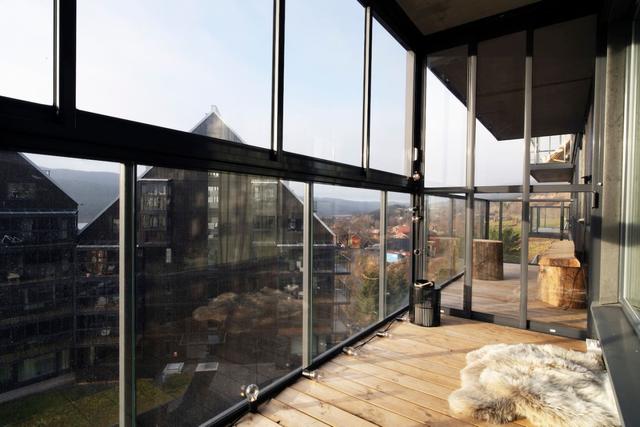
312,185,380,356
425,46,467,187
284,0,364,165
77,1,272,148
0,150,119,426
370,20,408,174
0,1,53,104
133,166,305,425
386,193,411,314
475,32,526,186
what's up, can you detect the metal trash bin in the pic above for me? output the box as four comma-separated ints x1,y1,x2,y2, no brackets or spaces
411,280,441,327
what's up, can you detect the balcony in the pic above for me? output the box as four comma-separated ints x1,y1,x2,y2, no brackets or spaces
0,0,638,426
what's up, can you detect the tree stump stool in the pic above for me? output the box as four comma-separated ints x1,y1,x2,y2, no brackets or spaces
538,255,586,309
473,239,504,280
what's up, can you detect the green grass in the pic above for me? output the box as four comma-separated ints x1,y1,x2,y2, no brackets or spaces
0,374,191,427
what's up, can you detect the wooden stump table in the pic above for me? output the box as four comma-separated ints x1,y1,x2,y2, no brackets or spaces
538,241,586,308
472,239,504,280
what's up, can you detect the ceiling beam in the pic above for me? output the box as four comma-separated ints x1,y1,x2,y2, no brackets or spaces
422,0,601,54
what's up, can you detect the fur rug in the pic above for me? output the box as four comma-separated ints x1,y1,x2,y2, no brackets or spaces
448,343,620,427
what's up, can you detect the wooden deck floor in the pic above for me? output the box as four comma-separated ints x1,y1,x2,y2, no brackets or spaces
441,263,587,330
237,315,586,427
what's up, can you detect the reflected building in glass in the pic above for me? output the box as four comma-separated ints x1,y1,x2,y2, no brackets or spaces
73,110,341,424
0,153,77,392
0,111,341,424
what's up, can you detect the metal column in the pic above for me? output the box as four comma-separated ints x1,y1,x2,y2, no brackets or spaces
464,46,477,315
271,0,285,157
560,201,565,240
302,183,314,367
379,192,388,320
410,51,425,286
520,31,533,329
119,163,136,427
498,201,504,240
361,6,373,171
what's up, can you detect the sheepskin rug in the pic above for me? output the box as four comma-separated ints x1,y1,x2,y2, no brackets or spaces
448,343,620,427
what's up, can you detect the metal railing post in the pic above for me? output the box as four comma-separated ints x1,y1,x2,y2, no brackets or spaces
302,183,314,366
119,163,136,426
379,192,388,320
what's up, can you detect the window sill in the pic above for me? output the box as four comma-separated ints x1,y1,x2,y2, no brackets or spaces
591,304,640,426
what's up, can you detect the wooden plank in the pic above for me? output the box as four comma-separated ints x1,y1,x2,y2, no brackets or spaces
390,320,583,351
307,374,470,426
363,341,464,379
236,412,282,427
322,361,526,427
353,346,461,387
332,353,456,398
261,398,330,427
291,379,421,427
274,386,377,427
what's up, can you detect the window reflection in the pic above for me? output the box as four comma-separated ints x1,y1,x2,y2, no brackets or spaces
0,151,119,426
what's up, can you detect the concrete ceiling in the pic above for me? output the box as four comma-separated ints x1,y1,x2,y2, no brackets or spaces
426,15,596,140
397,0,541,35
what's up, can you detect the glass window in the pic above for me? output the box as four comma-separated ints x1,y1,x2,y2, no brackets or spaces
133,165,304,425
370,20,408,174
621,14,640,318
472,195,522,320
312,184,380,356
426,195,464,310
526,195,586,330
283,0,364,165
0,150,119,426
425,46,468,187
77,1,273,148
0,1,53,104
475,32,526,186
385,193,411,314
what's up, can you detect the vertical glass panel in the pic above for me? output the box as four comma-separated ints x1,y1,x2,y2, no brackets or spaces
0,1,53,104
425,46,467,187
312,184,380,356
475,32,526,186
531,16,596,185
622,14,640,316
426,195,465,310
133,166,304,425
370,20,408,175
527,195,587,330
0,150,119,426
473,195,522,319
77,1,273,148
284,0,364,165
385,192,411,314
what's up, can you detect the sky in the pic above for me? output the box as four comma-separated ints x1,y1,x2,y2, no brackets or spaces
0,0,533,200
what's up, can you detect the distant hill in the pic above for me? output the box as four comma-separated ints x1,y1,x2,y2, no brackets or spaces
47,169,119,224
314,198,380,217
